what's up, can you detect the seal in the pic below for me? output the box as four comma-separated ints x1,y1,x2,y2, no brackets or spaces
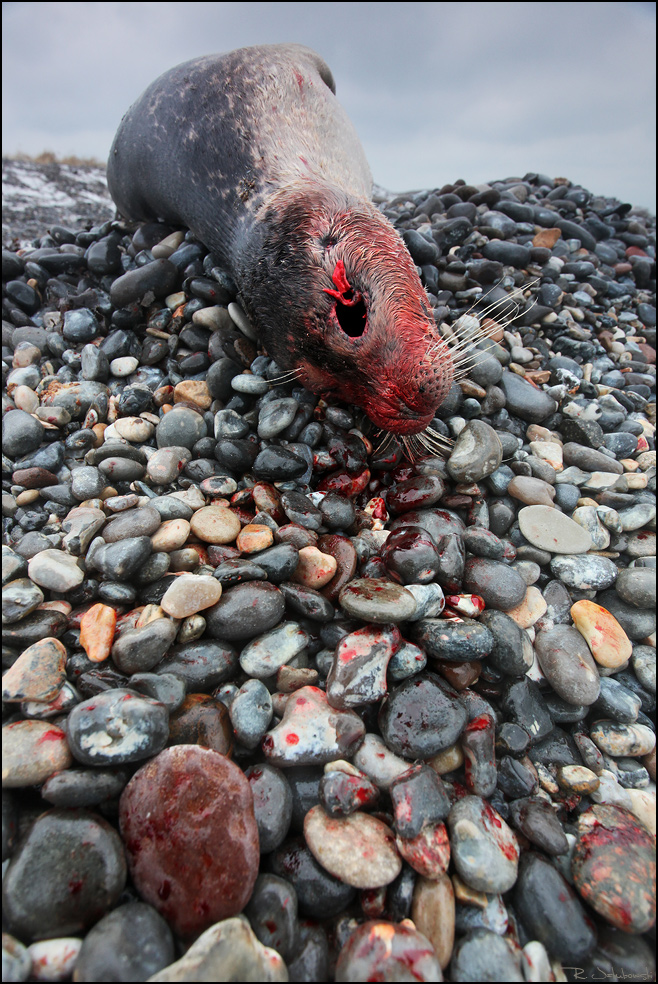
107,43,454,438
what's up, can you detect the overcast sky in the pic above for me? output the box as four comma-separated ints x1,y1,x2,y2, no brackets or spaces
2,1,656,212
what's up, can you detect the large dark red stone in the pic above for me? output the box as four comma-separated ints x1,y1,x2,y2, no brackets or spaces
119,744,259,938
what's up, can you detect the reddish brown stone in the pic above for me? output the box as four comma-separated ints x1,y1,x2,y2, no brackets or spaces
572,804,656,934
167,694,233,756
11,467,59,489
119,745,259,938
318,534,359,603
395,821,451,879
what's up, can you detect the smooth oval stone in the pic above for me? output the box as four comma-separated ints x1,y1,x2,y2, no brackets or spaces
518,504,592,554
336,920,443,983
304,805,401,889
244,872,299,963
479,609,533,676
508,797,569,856
616,567,656,610
72,901,174,982
379,674,467,759
91,536,153,580
119,745,260,939
111,618,178,675
500,370,557,423
534,625,601,705
463,558,527,611
448,795,519,894
2,577,44,623
590,721,655,757
160,573,222,618
66,689,169,765
572,804,656,933
189,505,241,544
450,928,523,982
2,809,126,941
156,639,238,692
101,506,162,542
272,836,356,918
550,554,619,591
27,549,84,591
339,578,417,623
262,686,365,767
206,582,285,641
570,599,633,668
146,914,288,982
508,475,556,507
514,853,596,963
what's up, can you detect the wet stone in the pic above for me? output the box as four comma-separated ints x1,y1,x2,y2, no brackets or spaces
594,676,642,723
389,763,450,839
339,577,417,623
461,713,497,798
463,558,527,611
280,581,335,622
245,763,293,853
119,745,260,939
501,679,554,744
615,567,656,609
160,573,222,618
500,370,558,422
508,797,569,855
271,836,356,918
448,795,519,894
90,536,152,580
336,920,443,983
240,620,309,678
66,688,169,765
262,686,365,767
572,804,656,933
411,617,494,663
111,618,177,674
590,720,655,757
229,679,273,749
450,928,523,981
156,639,237,692
479,609,534,676
304,805,401,889
27,549,84,592
507,475,556,507
2,409,44,458
514,852,596,963
206,581,285,641
2,809,126,941
320,764,379,817
41,766,131,808
2,577,44,623
168,694,232,756
381,526,440,584
72,901,175,983
379,674,467,759
102,506,161,542
244,873,298,963
326,623,399,708
534,624,601,705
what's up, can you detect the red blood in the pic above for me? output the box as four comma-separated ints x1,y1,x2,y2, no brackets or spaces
37,729,65,744
285,733,300,745
68,879,83,894
465,715,491,732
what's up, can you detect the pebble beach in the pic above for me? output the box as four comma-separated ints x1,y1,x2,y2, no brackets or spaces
1,159,656,981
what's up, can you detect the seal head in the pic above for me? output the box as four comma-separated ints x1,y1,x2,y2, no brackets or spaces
107,44,453,435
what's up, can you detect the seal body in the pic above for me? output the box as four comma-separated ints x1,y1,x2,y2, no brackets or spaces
107,43,453,434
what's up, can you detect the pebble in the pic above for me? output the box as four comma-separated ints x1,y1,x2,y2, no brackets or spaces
514,852,596,962
3,809,126,941
338,577,417,622
119,746,260,939
335,920,443,982
160,573,222,617
518,503,592,553
2,160,656,977
189,504,241,543
262,686,365,766
72,902,174,982
66,689,169,765
447,796,519,894
304,806,402,888
146,915,287,982
2,721,72,786
572,804,656,933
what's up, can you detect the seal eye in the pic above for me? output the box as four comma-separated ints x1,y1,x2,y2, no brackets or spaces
323,259,368,338
323,235,337,248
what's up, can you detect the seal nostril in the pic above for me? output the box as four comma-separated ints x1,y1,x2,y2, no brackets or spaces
335,296,367,338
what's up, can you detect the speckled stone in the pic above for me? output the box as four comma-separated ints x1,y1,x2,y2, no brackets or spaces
326,623,399,709
450,928,523,982
448,795,519,894
572,804,656,933
380,674,467,758
119,746,260,940
160,573,222,618
550,554,619,591
304,806,401,889
189,505,241,544
239,621,310,678
262,686,365,767
66,689,169,765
